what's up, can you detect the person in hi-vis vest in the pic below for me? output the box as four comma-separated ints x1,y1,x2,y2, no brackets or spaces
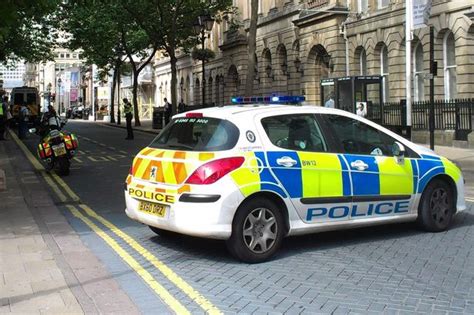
123,98,134,140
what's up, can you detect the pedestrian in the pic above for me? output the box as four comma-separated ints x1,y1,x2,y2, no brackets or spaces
4,97,13,139
178,99,186,113
18,102,29,139
163,98,172,125
356,102,367,118
324,93,335,108
0,96,7,140
123,98,134,140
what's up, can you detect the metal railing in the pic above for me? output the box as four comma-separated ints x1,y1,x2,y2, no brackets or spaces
367,99,474,140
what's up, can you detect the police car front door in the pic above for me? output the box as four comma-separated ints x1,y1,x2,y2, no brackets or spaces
260,114,351,223
324,114,416,220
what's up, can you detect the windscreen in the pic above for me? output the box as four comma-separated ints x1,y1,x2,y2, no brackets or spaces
150,117,239,151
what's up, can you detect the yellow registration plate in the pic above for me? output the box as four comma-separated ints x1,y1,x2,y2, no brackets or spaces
52,144,67,156
138,201,166,217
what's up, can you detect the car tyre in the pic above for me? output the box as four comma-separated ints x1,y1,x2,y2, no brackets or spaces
149,225,176,238
417,179,455,232
226,198,284,263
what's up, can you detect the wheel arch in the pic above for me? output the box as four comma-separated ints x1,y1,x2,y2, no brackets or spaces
419,174,457,211
237,191,290,236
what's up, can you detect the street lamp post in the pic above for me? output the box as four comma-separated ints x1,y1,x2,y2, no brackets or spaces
193,14,214,106
47,83,52,107
57,78,62,114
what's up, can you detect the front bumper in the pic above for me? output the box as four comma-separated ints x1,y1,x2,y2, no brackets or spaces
456,175,467,212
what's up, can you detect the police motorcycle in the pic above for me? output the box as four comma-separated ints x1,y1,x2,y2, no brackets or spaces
29,114,78,176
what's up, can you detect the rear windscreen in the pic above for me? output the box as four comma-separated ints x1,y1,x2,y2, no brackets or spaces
150,117,239,151
27,93,37,105
14,94,23,104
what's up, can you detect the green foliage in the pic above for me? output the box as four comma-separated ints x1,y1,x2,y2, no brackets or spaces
122,0,232,53
59,1,124,69
191,48,215,62
0,0,59,63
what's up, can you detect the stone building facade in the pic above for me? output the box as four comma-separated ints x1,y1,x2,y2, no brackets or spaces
153,0,474,107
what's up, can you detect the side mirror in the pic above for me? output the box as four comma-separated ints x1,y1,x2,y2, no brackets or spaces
28,128,37,134
392,142,406,163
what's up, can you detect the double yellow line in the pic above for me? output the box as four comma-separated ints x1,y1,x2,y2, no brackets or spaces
10,130,222,315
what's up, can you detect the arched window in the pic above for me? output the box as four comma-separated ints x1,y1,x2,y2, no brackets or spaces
413,42,424,101
360,49,367,75
380,45,389,102
443,32,456,99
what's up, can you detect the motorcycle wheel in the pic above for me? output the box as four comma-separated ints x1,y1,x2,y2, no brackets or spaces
57,157,70,176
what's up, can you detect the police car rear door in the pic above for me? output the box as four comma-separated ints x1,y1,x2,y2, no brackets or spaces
321,113,417,220
259,112,351,224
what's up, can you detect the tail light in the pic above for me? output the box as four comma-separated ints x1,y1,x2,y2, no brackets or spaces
185,157,245,185
129,165,134,176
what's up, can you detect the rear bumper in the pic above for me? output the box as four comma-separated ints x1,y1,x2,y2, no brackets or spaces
125,190,242,240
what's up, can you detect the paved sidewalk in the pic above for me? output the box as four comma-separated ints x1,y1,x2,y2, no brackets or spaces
0,136,140,314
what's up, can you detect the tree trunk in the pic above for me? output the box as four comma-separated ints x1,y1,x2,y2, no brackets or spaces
170,52,178,116
245,0,259,96
110,65,117,124
132,71,140,126
117,69,121,125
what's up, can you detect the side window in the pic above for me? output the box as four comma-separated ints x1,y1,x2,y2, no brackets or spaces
261,114,328,152
324,114,396,156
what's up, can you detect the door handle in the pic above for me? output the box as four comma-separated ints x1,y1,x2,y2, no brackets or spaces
276,156,297,167
350,160,369,171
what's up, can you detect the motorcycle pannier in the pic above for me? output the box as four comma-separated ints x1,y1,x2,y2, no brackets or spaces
37,142,53,159
64,133,79,150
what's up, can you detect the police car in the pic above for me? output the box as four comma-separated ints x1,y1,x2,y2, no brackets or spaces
125,96,466,263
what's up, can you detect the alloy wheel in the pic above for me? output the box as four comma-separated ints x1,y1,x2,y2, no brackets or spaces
242,208,277,254
430,187,450,225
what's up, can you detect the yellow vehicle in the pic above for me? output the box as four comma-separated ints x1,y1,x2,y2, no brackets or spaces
10,86,41,123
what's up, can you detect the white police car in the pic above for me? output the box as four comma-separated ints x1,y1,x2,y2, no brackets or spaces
125,96,466,263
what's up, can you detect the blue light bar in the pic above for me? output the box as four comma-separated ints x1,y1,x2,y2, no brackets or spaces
231,95,305,105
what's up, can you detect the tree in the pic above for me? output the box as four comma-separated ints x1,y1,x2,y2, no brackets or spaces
0,0,59,63
122,0,233,116
61,1,157,126
244,0,259,96
60,1,124,123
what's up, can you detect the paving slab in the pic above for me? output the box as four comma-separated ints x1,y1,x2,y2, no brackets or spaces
0,136,140,314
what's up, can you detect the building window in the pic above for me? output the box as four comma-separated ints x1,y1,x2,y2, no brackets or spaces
378,0,389,9
381,45,389,102
413,42,424,101
72,54,77,58
60,53,65,58
66,53,70,58
358,0,368,13
443,32,456,99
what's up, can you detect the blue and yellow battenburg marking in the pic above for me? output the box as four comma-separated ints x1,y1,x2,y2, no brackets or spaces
229,151,461,203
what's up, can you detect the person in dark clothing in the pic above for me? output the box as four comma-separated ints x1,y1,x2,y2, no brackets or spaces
123,98,134,140
163,98,171,125
0,97,7,140
178,99,186,113
18,102,29,139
